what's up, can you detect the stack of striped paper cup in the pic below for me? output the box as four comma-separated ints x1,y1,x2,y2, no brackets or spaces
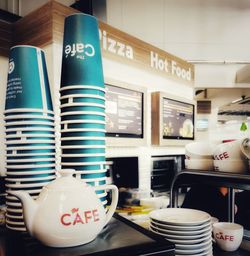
4,45,56,231
60,14,107,206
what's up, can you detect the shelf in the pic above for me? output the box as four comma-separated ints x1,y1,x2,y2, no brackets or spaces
170,169,250,191
169,169,250,222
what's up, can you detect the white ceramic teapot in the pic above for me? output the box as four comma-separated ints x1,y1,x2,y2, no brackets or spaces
8,169,118,248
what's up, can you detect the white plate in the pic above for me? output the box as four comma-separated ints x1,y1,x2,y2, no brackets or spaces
149,226,212,241
175,242,212,255
150,218,211,231
167,236,210,245
175,248,213,256
150,221,211,236
150,224,211,238
149,208,211,226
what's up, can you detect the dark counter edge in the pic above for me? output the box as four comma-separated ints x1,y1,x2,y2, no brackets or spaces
0,213,175,256
94,213,175,256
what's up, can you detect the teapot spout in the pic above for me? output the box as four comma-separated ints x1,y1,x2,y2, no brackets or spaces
8,190,38,235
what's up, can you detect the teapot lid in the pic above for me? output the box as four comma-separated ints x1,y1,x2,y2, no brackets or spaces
45,169,88,190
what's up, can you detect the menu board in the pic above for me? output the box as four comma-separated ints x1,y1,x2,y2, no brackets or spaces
162,97,194,139
106,84,143,137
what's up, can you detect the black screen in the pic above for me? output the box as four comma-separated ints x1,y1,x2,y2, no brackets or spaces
105,84,143,138
162,97,194,140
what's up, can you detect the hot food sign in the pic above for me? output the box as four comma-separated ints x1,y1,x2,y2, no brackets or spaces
99,21,194,84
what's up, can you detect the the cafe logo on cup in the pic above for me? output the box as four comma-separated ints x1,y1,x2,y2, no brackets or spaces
8,60,15,74
60,207,100,226
215,231,234,241
64,43,95,59
214,152,229,160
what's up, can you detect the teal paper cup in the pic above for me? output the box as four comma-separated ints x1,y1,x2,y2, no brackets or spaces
61,139,105,146
6,148,55,154
60,163,106,171
61,131,105,137
6,142,56,148
6,170,55,176
60,94,105,105
61,122,105,130
5,46,53,112
61,105,105,114
61,155,105,163
4,109,54,117
60,86,105,97
5,128,55,135
61,14,104,87
73,172,106,179
61,114,105,122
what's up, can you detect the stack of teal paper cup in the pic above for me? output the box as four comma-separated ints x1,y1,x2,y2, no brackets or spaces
60,13,107,206
4,45,56,232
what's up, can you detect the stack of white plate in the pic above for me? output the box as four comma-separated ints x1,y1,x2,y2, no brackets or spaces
149,208,213,256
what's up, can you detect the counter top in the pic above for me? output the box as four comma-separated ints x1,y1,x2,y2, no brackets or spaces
0,213,249,256
0,214,175,256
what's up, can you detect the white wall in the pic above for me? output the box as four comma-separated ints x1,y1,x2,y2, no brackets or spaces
106,0,250,87
196,89,250,144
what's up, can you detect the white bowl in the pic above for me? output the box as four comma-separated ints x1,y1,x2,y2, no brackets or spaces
185,159,214,170
140,196,169,209
214,159,248,174
213,139,246,161
185,142,214,159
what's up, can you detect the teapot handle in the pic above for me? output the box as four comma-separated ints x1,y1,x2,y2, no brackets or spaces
94,184,118,226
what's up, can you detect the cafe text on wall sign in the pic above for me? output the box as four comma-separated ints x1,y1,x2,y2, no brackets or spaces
99,21,194,85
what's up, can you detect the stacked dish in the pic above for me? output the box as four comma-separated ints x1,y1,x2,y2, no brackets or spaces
185,142,214,171
4,45,56,231
214,139,249,174
149,208,213,256
60,13,107,206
